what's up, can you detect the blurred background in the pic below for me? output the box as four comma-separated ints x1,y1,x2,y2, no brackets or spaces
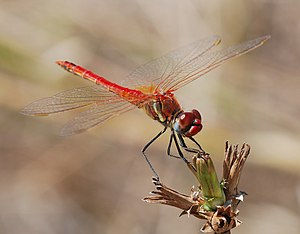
0,0,299,233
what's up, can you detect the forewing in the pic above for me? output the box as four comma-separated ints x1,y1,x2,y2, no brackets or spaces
21,85,123,116
60,101,135,136
158,35,270,91
121,35,221,92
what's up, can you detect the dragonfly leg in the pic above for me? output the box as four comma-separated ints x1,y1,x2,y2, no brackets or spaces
166,134,181,159
177,133,206,156
188,136,206,154
171,130,190,164
142,126,168,180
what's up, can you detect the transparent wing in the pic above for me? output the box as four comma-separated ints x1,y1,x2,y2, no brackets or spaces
121,35,221,92
21,85,137,135
60,101,136,136
158,35,270,91
21,85,125,116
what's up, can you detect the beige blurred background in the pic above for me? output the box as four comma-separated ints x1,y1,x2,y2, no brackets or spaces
0,0,299,233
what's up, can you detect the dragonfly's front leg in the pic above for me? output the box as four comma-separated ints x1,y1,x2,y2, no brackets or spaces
167,130,190,165
166,133,181,159
188,136,206,154
176,133,206,156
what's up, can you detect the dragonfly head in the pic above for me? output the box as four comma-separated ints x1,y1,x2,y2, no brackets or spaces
173,109,202,137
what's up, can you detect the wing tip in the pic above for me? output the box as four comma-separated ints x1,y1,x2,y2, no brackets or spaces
20,108,30,116
248,34,271,51
59,126,86,137
258,35,271,44
20,107,49,117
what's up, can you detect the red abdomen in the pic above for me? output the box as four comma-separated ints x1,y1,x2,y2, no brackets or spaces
56,61,149,105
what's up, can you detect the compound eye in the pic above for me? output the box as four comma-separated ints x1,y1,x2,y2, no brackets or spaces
184,124,203,137
178,112,195,129
191,109,201,121
174,110,203,137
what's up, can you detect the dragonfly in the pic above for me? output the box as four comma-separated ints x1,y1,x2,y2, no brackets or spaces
21,35,270,179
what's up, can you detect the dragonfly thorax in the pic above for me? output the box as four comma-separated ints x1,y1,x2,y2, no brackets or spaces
173,109,203,137
142,92,182,126
142,93,203,137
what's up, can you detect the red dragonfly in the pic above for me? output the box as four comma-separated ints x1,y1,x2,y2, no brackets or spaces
22,35,270,178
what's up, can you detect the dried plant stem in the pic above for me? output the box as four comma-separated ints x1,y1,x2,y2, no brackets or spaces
223,142,250,210
144,142,251,233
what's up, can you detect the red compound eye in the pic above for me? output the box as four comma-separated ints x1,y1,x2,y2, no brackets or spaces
192,109,201,121
174,110,203,137
179,112,195,129
184,124,203,137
